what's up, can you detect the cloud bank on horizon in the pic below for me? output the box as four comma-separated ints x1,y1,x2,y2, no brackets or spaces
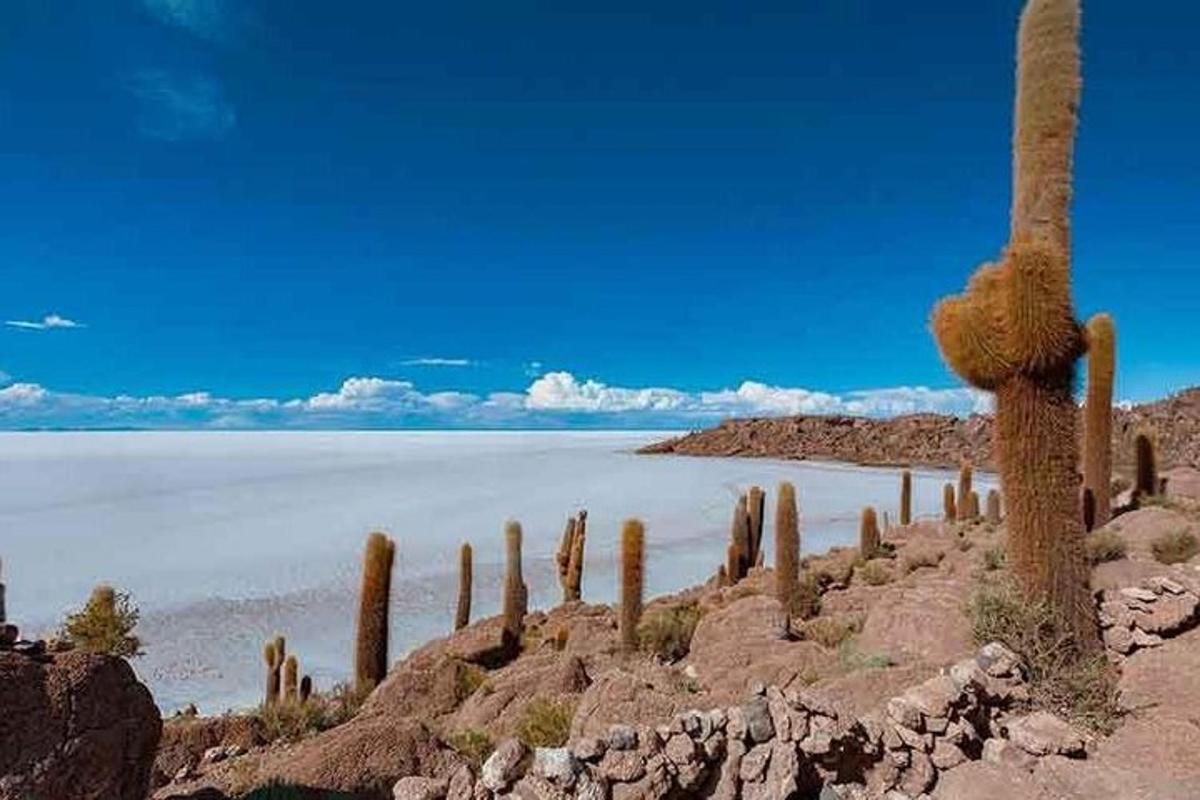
0,371,991,431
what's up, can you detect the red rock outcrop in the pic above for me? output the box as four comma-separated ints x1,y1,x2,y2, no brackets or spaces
0,649,162,800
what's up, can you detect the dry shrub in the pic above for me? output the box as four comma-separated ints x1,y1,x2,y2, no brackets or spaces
968,579,1121,734
254,680,367,744
982,546,1007,571
515,697,575,748
788,571,822,620
798,615,862,649
1085,530,1127,565
1150,530,1199,565
638,603,702,662
447,728,494,770
856,559,894,586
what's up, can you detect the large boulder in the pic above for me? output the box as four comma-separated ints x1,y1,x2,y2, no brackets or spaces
0,650,162,800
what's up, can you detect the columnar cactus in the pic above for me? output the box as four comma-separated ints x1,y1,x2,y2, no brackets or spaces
859,507,880,560
1082,489,1096,532
968,491,981,521
555,516,577,601
1135,433,1157,498
729,495,751,581
355,532,395,693
1083,314,1116,526
502,521,525,654
956,464,974,523
619,519,645,652
565,511,587,602
775,482,800,619
299,675,313,704
747,486,766,567
0,557,6,625
930,0,1096,646
455,543,472,631
900,470,913,526
263,642,280,706
986,489,1003,525
943,483,957,522
273,635,286,695
283,654,299,702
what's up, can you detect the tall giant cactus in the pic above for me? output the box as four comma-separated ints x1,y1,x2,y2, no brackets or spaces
355,532,395,693
931,0,1096,646
1083,314,1115,526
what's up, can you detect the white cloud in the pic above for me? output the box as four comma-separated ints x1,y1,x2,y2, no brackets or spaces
142,0,240,42
5,314,85,331
0,371,991,430
127,70,235,142
400,357,474,367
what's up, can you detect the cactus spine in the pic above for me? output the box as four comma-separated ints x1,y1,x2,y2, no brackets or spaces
619,519,645,652
1135,433,1157,499
502,521,526,654
283,654,298,702
956,464,974,522
931,0,1096,647
775,482,800,618
1083,314,1115,526
986,489,1003,525
859,507,880,560
943,483,957,522
747,486,766,567
354,532,395,693
455,543,472,631
900,470,913,526
263,642,280,706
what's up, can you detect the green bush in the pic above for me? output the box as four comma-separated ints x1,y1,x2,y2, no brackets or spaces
1150,530,1199,565
967,579,1121,734
61,585,141,658
447,728,494,769
515,697,575,748
1085,530,1127,565
638,603,702,662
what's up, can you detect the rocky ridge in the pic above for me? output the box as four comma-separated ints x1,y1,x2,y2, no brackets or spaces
639,388,1200,471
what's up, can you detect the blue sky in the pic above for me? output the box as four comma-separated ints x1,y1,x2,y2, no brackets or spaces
1,1,1197,429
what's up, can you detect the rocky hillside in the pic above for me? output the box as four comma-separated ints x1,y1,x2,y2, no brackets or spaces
639,388,1200,471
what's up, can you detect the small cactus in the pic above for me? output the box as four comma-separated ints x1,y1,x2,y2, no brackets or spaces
619,519,645,652
0,556,6,625
273,635,286,695
943,483,957,522
502,521,525,654
956,463,974,523
263,642,280,706
716,563,729,588
860,507,880,560
747,486,766,568
455,543,472,631
900,470,913,526
283,654,298,702
1083,314,1116,526
299,675,313,704
1135,433,1157,498
775,482,800,620
968,491,981,521
355,532,395,694
555,516,577,601
986,489,1002,525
